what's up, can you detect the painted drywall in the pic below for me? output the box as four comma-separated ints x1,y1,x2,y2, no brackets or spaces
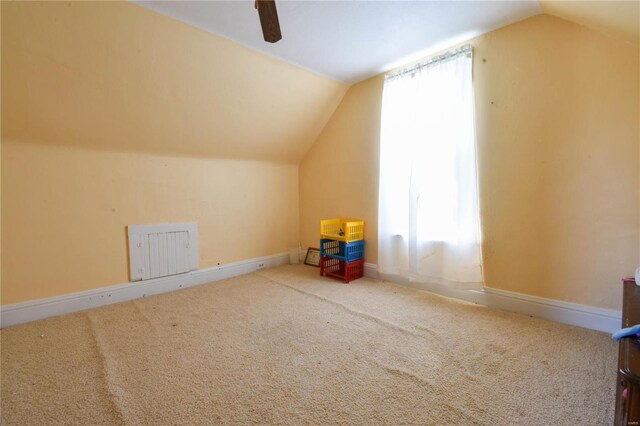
299,76,383,263
1,141,299,304
541,0,639,46
0,1,344,304
1,1,347,163
299,14,639,310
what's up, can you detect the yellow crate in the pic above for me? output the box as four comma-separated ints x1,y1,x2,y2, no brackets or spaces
320,218,364,243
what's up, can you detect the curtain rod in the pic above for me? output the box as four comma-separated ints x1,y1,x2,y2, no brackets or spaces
385,44,472,81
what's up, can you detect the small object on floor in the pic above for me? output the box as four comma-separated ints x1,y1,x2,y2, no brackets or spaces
304,248,321,267
319,218,365,283
611,324,640,341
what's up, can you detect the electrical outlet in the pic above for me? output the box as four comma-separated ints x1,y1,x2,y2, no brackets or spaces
256,263,265,270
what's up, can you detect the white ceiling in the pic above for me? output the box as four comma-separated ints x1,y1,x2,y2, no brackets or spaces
133,0,542,84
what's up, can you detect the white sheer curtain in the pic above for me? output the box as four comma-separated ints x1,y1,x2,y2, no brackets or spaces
378,46,483,289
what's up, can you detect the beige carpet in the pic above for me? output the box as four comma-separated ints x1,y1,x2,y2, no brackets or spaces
1,265,616,425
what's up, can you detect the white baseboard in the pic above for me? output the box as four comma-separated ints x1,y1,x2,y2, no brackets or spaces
364,263,621,334
0,253,290,329
3,258,622,334
364,262,380,279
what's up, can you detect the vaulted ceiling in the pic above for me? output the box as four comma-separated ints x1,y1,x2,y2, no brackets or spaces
134,1,639,85
1,1,347,163
3,1,637,164
134,1,543,84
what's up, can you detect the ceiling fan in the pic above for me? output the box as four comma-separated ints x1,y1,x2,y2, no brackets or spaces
254,0,282,43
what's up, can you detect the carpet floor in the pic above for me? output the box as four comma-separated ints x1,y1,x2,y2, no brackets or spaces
1,265,617,425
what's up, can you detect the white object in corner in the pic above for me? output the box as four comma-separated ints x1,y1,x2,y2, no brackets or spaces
127,222,198,281
0,252,289,328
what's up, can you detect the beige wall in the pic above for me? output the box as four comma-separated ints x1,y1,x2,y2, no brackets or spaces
299,14,639,310
1,2,346,163
2,141,299,304
2,3,638,310
540,0,640,46
299,76,383,261
1,2,345,304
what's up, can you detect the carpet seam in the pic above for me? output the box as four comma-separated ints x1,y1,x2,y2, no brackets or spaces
85,313,128,425
256,273,457,359
258,274,427,339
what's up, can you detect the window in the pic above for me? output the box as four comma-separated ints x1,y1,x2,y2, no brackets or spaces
378,45,483,288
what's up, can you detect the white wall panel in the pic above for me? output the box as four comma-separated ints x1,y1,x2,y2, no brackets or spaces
127,223,198,281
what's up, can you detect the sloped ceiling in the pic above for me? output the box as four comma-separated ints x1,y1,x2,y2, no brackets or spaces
134,0,542,84
3,1,636,165
1,1,347,164
541,0,640,45
133,1,640,84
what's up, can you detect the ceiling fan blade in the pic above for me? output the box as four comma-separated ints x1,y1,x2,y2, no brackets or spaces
255,0,282,43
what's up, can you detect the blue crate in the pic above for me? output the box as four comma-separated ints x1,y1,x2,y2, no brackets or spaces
320,239,364,262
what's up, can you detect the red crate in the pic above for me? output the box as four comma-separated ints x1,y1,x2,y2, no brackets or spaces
320,257,364,283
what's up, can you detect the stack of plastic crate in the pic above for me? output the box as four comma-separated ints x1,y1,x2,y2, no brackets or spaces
319,219,365,283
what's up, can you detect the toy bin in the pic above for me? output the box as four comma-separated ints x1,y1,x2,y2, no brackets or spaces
320,257,365,283
320,219,364,243
320,239,364,263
